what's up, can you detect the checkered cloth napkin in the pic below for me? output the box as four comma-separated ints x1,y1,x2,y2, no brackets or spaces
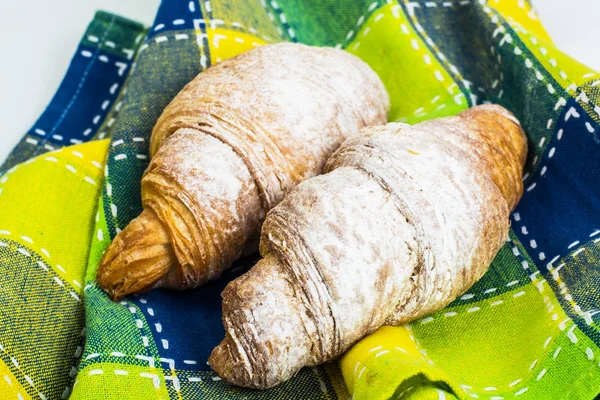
1,0,600,398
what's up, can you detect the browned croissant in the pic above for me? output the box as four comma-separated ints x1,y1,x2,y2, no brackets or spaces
96,43,390,300
209,104,527,388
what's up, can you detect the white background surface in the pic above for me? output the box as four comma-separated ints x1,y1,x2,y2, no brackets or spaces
0,0,598,162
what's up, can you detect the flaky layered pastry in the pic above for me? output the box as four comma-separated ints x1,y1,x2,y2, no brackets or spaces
210,105,527,388
97,43,390,300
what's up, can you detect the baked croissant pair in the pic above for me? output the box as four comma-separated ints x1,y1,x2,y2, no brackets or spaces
97,43,527,389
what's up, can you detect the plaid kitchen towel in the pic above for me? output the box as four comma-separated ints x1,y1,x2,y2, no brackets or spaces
1,0,600,399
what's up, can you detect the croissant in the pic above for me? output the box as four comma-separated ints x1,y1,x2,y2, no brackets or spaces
96,43,390,300
209,104,528,388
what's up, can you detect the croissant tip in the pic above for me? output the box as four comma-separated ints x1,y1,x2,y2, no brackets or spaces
209,337,260,389
208,340,234,384
95,274,127,301
96,263,135,301
95,209,176,302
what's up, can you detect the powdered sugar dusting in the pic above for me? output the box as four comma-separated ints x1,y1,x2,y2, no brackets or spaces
141,43,389,287
212,105,527,388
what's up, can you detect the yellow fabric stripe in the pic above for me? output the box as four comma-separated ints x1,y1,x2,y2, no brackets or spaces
71,363,170,400
506,20,598,91
0,140,108,294
0,357,35,400
346,2,468,123
205,28,269,65
489,0,551,43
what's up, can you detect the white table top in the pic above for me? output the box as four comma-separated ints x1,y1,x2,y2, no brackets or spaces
0,0,598,162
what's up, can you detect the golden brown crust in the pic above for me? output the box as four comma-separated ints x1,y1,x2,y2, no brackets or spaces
209,105,527,388
419,104,527,210
96,43,390,300
96,209,177,299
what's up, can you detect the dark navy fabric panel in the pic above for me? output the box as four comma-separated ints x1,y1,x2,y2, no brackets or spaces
513,98,600,269
129,256,257,369
30,44,130,146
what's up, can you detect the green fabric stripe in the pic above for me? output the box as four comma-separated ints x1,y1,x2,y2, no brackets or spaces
0,239,83,400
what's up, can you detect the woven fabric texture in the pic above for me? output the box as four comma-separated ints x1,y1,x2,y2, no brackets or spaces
1,1,599,399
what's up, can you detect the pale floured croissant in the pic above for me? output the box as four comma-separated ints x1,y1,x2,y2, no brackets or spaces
209,104,527,388
96,43,390,300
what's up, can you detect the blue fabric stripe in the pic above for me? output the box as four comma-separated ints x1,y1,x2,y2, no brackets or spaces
29,44,130,147
513,98,600,273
